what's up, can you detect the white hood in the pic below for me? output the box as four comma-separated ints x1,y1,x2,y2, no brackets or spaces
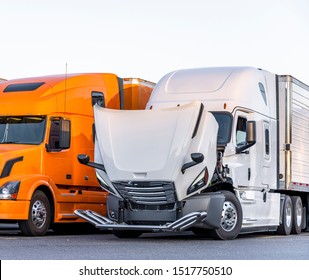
94,101,218,200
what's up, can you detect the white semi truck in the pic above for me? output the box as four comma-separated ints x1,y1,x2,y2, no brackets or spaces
75,67,309,240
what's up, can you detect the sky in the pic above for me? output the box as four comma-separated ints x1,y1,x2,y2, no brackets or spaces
0,0,309,84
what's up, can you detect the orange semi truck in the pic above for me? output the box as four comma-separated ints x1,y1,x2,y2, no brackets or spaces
0,73,155,236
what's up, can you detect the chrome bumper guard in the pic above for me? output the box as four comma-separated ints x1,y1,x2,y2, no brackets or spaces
74,209,207,232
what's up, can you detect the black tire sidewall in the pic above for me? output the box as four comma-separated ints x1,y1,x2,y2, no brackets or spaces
291,196,303,234
211,191,243,240
27,190,51,236
277,195,292,235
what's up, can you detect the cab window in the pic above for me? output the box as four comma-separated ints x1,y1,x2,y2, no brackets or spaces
48,118,71,151
236,117,247,145
91,91,105,107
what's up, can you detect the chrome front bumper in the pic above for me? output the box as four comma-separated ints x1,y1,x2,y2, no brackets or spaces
74,209,208,232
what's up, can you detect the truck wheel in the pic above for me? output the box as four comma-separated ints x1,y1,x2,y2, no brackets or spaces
113,230,143,238
291,196,303,234
277,195,292,235
210,191,242,240
19,190,51,236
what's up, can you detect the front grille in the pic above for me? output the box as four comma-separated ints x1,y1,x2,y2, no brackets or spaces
130,203,176,211
114,181,176,206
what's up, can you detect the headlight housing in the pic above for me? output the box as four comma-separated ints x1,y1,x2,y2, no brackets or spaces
0,181,20,199
96,171,118,196
187,168,209,195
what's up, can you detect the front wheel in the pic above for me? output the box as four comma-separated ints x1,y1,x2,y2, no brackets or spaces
19,190,51,236
209,191,242,240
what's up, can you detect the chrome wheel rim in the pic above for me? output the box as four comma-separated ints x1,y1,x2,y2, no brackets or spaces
295,201,302,227
221,201,237,232
286,202,292,228
31,200,47,228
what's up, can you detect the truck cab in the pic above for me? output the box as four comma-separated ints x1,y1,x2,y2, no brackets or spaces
146,67,281,235
0,73,155,236
76,67,308,239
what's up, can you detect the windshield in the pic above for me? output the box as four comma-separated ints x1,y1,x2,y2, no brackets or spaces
211,112,233,145
0,116,46,145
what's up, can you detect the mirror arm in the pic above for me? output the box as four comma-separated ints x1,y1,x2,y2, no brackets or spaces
77,154,106,172
86,161,106,172
235,141,256,154
181,153,204,174
181,162,198,174
45,143,50,152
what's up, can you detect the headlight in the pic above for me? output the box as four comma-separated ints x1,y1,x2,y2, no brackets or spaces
187,168,209,195
0,181,20,199
96,172,118,196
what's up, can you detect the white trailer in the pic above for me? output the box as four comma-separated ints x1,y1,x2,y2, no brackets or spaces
76,67,309,239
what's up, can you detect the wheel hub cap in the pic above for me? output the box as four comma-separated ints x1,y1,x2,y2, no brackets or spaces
221,201,237,232
31,200,47,228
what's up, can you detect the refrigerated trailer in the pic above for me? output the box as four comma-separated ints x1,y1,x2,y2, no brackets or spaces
76,67,309,239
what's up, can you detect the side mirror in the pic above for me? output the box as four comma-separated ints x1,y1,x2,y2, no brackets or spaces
77,154,106,172
246,121,256,144
59,119,71,149
191,153,204,164
78,154,90,165
236,121,256,154
181,153,204,174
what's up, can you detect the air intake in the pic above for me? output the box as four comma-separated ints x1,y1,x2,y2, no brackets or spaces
114,181,176,205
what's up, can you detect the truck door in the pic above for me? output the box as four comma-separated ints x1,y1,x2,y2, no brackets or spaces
234,113,278,226
44,117,73,186
234,111,251,187
234,111,271,189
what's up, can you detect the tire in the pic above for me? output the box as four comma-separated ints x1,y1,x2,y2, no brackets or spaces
291,196,303,234
19,190,51,236
209,191,242,240
277,195,292,235
113,230,143,238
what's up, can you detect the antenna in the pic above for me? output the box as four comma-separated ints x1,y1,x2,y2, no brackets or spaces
64,62,68,117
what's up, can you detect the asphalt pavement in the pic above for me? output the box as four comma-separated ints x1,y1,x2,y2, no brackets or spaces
0,224,309,260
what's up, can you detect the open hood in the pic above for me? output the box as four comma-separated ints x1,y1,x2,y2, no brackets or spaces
94,101,218,200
